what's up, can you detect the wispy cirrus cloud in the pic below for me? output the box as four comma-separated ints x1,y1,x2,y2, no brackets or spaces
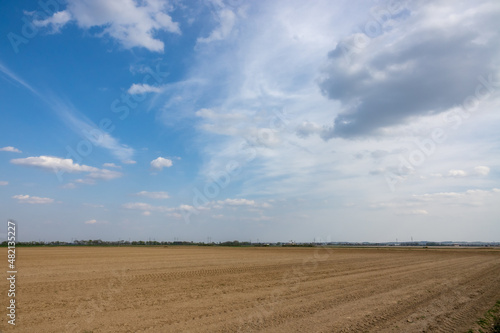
135,191,170,199
48,97,135,161
197,7,237,44
0,61,38,95
0,62,134,161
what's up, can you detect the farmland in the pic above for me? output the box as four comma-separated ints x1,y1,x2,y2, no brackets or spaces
2,246,500,332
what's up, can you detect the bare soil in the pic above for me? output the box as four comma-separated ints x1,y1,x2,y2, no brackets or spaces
2,246,500,332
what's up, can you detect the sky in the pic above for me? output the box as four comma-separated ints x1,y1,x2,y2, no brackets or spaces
0,0,499,243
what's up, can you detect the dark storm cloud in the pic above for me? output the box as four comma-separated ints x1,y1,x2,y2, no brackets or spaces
318,3,500,138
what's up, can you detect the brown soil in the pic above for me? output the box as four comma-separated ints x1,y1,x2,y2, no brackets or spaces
2,246,500,332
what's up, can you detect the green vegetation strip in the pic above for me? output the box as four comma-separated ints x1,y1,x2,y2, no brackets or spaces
468,300,500,333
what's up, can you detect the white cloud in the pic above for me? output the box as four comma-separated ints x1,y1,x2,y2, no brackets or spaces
122,202,205,217
84,219,97,224
88,169,122,180
295,122,322,138
0,146,21,153
218,198,256,206
11,156,96,173
103,163,121,169
52,101,134,161
474,166,490,176
448,169,467,177
135,191,170,199
128,83,162,94
0,62,39,95
0,181,8,186
210,198,272,209
123,202,157,211
12,194,54,204
318,1,500,138
150,157,173,170
195,108,246,121
122,202,178,214
35,0,180,52
32,10,71,32
407,209,429,215
123,160,137,164
413,188,500,202
75,178,96,185
197,8,236,44
10,156,122,181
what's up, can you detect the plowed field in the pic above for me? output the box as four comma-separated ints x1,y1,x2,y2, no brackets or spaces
2,246,500,332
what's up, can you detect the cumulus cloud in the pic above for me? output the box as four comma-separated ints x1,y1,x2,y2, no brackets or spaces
10,156,122,181
318,1,500,138
407,209,428,215
12,194,54,204
135,191,170,199
128,83,162,94
34,0,180,52
103,163,121,169
32,10,71,32
0,181,8,186
448,169,467,177
150,157,173,171
11,156,95,173
0,146,21,153
474,166,490,176
122,160,137,164
84,219,97,224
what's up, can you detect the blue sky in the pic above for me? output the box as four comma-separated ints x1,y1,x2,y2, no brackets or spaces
1,0,499,243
